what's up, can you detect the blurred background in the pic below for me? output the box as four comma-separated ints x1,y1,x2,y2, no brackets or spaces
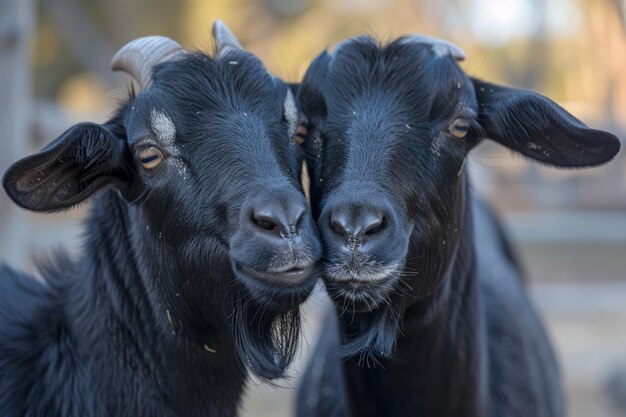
1,0,625,415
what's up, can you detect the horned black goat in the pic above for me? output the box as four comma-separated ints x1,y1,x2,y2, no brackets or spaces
296,35,621,417
0,21,321,417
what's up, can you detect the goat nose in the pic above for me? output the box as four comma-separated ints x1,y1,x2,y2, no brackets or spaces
330,206,385,239
251,199,306,237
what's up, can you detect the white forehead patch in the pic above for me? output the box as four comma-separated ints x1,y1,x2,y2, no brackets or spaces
284,89,298,138
150,109,177,146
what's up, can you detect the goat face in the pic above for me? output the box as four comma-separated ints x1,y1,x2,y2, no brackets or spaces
2,26,321,378
118,51,322,311
299,36,620,319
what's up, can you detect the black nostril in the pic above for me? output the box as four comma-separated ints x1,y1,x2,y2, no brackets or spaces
331,218,348,237
252,212,279,232
249,196,307,237
364,216,384,235
329,206,386,240
293,208,305,229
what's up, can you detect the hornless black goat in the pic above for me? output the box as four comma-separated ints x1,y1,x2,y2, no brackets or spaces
296,35,621,417
0,22,321,417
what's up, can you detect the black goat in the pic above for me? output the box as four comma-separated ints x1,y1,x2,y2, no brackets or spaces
296,35,621,417
0,21,321,417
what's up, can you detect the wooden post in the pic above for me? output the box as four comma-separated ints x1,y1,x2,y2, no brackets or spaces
0,0,33,268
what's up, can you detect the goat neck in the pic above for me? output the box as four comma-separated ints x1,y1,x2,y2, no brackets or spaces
337,178,488,417
68,190,244,417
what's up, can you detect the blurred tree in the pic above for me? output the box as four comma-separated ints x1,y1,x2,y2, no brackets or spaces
41,0,116,87
27,0,625,136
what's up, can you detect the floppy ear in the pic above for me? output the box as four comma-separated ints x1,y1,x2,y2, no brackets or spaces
472,78,621,168
2,122,130,212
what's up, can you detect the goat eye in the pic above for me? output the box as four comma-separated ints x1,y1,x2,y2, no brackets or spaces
293,123,308,145
138,147,164,170
449,119,470,139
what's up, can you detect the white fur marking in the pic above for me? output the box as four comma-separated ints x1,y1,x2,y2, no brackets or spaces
431,134,445,157
150,109,177,146
284,89,298,138
150,109,184,167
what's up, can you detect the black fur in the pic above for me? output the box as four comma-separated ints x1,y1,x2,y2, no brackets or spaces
1,48,321,417
296,36,621,417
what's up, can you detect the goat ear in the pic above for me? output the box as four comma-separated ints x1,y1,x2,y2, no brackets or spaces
472,78,621,168
3,122,130,212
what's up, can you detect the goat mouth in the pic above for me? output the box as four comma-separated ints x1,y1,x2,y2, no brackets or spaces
325,273,393,286
232,261,319,309
234,262,315,287
324,260,399,286
324,268,398,313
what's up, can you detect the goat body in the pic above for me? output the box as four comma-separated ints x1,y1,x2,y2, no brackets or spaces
296,35,620,417
1,25,320,417
298,190,563,417
0,193,245,417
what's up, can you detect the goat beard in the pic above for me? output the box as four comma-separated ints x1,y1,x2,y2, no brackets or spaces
334,301,403,367
230,287,301,380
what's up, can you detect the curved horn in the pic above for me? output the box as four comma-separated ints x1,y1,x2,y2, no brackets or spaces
402,34,465,61
111,36,185,89
212,20,243,58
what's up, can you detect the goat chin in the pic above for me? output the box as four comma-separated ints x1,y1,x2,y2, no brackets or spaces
232,262,319,311
323,259,402,313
